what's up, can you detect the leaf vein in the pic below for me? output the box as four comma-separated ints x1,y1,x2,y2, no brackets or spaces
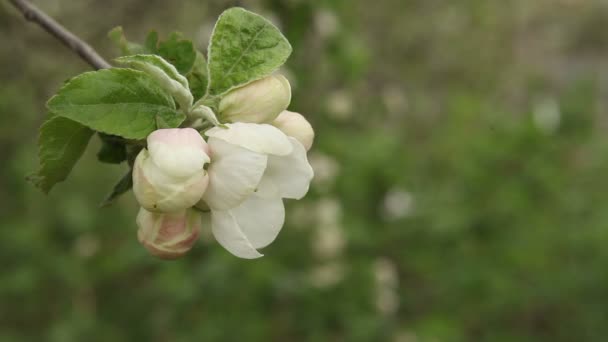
222,24,267,78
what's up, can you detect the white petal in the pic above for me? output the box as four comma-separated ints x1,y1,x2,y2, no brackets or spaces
148,128,210,178
153,173,208,212
264,138,314,199
202,138,268,210
272,110,314,151
253,176,280,199
206,122,293,156
133,149,209,212
211,210,263,259
232,193,285,249
219,74,291,124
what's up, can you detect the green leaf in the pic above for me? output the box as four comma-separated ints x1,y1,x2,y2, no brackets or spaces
187,52,209,101
190,104,221,126
29,116,94,193
116,54,189,89
156,115,173,129
207,7,292,95
116,54,193,110
100,170,133,207
156,32,197,75
47,68,185,139
97,134,127,164
144,31,159,52
108,26,145,55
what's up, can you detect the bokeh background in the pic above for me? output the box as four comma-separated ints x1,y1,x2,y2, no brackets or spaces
2,0,608,341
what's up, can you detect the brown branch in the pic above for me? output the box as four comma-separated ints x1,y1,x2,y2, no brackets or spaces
9,0,111,70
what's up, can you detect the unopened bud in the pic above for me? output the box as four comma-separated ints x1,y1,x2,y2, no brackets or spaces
136,207,201,259
219,74,291,123
133,128,210,212
272,110,314,151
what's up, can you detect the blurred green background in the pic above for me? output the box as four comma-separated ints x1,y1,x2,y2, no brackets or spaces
2,0,608,341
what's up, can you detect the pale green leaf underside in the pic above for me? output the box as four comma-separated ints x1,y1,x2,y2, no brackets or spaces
207,7,292,95
47,68,185,139
30,116,94,193
116,55,193,110
116,54,189,89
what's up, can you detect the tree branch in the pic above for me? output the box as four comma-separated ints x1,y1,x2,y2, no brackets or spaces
9,0,111,70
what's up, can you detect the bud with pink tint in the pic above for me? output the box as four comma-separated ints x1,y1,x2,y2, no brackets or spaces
133,128,210,213
272,110,314,151
136,207,202,259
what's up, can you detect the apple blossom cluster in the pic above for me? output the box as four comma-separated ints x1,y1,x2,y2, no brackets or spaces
133,75,314,259
30,7,310,260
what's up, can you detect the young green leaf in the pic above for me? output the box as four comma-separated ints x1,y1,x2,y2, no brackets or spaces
190,103,221,126
108,26,145,55
116,54,189,88
116,54,193,110
47,68,185,139
144,31,159,52
97,133,127,164
29,116,94,193
207,7,292,95
100,170,133,207
187,52,209,101
156,32,197,75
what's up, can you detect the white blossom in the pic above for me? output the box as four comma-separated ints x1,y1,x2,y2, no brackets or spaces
133,128,210,213
200,122,313,258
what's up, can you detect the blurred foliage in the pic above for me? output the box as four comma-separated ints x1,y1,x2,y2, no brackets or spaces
2,0,608,341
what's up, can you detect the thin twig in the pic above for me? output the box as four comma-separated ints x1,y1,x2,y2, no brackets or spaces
9,0,111,70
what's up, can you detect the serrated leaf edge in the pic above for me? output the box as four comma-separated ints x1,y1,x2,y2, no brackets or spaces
46,68,185,139
30,117,93,193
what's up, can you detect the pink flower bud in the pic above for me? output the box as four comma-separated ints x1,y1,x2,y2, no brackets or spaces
219,74,291,123
272,110,314,151
136,207,201,259
133,128,210,212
